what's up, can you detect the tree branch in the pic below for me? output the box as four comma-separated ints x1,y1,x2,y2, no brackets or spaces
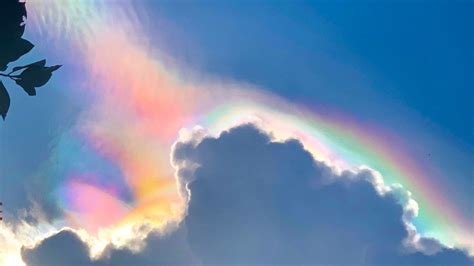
0,72,20,80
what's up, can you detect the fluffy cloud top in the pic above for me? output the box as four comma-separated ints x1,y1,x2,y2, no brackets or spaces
22,124,472,265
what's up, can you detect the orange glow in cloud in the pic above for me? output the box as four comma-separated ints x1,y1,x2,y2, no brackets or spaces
59,28,195,233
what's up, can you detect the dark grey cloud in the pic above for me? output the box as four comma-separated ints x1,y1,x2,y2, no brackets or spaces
22,124,472,265
175,124,472,265
22,224,198,266
21,229,93,266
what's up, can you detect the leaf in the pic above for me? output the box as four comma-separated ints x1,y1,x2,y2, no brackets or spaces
18,83,36,96
0,0,27,40
12,59,46,73
15,62,61,96
0,0,32,70
0,38,34,71
48,65,62,72
0,81,10,120
19,65,52,87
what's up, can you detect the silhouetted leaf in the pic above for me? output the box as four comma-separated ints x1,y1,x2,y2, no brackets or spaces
0,0,27,40
12,59,46,73
0,0,31,70
0,1,61,119
0,38,34,71
0,81,10,120
15,63,61,96
48,65,62,72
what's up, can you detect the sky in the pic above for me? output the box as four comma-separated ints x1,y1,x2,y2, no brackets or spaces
0,0,472,265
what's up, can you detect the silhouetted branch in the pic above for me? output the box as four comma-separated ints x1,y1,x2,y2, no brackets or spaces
0,72,20,79
0,0,61,120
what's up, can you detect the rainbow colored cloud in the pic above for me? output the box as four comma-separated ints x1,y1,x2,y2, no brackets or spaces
2,1,469,264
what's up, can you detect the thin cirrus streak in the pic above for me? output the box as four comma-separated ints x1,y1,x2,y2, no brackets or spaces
19,0,473,257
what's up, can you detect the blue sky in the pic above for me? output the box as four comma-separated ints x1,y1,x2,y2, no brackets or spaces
146,0,473,221
149,1,473,143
